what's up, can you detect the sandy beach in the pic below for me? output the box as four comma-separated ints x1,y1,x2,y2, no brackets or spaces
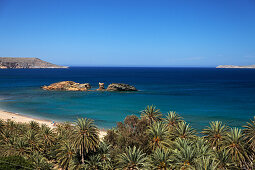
0,109,107,139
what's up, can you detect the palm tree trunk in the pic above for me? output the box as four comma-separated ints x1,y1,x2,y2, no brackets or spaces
81,136,85,164
81,145,85,164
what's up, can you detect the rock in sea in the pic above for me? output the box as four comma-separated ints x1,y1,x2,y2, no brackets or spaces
97,82,105,91
106,83,137,91
42,81,91,91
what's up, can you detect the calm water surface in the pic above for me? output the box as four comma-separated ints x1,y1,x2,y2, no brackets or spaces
0,67,254,130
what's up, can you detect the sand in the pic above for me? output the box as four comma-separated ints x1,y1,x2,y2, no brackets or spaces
0,109,107,139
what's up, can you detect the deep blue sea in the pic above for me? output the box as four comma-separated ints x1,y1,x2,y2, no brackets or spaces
0,67,255,131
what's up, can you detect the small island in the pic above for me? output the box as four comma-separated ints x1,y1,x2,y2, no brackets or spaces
42,81,138,91
216,65,255,69
0,57,68,69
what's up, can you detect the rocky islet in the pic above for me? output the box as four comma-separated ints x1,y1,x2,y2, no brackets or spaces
42,81,137,92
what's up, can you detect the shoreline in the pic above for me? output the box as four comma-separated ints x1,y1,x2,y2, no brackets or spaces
0,109,107,139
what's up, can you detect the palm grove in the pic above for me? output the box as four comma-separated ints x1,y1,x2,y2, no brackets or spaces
0,105,255,169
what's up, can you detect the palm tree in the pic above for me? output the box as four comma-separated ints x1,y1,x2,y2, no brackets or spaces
29,151,53,170
150,148,172,169
5,119,17,135
29,121,40,131
0,119,4,135
16,123,29,137
195,156,218,170
170,121,196,140
243,116,255,151
56,122,74,141
147,122,169,150
195,138,213,158
0,136,17,156
39,124,55,154
68,156,85,170
56,141,76,170
117,146,148,170
74,118,99,164
85,154,102,170
164,111,183,130
14,137,30,156
172,138,197,169
98,142,112,169
223,128,248,168
213,149,235,169
0,128,12,145
141,105,162,124
24,129,39,152
202,121,229,150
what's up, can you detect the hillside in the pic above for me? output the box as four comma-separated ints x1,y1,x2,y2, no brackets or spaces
0,57,68,69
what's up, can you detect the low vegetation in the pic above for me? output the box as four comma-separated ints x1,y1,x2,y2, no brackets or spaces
0,105,255,169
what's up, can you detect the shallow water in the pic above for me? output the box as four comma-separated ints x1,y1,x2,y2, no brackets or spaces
0,67,254,131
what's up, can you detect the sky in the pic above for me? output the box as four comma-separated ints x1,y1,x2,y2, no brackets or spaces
0,0,255,67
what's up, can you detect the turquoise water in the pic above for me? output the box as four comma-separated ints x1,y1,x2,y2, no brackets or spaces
0,67,255,130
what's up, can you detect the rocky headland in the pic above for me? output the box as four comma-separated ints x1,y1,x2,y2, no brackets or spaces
42,81,137,92
216,65,255,69
0,57,68,69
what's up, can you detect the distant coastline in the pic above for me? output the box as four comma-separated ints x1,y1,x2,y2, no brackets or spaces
0,57,68,69
216,64,255,69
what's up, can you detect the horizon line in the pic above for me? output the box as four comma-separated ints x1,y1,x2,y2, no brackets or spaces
65,65,217,68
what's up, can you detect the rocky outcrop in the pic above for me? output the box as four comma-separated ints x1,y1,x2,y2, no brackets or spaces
0,57,68,69
216,65,255,69
106,83,137,91
42,82,138,92
42,81,91,91
0,65,8,69
97,83,105,91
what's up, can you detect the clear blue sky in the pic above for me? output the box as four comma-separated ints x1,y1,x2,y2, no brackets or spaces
0,0,255,67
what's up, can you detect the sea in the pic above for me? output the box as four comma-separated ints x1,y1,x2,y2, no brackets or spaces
0,67,255,131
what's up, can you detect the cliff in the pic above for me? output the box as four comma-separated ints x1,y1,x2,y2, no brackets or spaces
0,57,68,69
216,65,255,69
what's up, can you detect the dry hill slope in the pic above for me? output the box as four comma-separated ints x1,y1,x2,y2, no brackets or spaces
0,57,68,69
